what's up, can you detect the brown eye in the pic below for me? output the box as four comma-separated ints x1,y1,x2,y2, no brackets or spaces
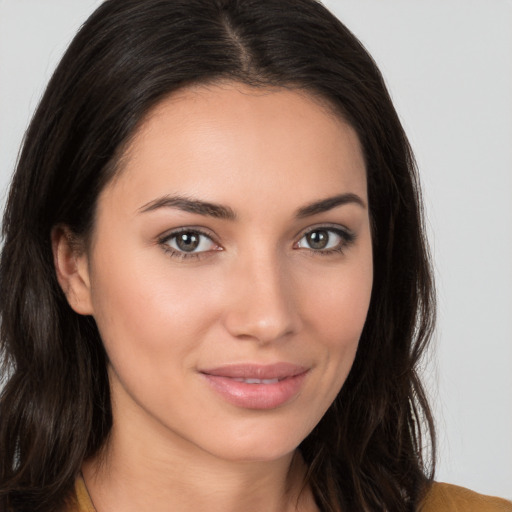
305,230,330,250
175,232,200,252
296,227,353,252
164,230,216,254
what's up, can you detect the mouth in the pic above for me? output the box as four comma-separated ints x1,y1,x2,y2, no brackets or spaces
199,363,309,410
231,377,281,384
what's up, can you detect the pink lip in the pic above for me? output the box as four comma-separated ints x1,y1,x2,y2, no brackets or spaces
200,363,309,410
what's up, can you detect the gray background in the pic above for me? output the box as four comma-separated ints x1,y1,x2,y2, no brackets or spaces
1,0,511,499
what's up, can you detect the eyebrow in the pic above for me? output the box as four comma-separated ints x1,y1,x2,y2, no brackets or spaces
138,192,365,220
295,193,366,218
138,195,237,220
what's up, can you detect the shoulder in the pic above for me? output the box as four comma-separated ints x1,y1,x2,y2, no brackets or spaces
66,477,512,512
420,482,512,512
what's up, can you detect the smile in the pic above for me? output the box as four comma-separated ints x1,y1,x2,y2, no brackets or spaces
200,363,309,410
232,378,280,384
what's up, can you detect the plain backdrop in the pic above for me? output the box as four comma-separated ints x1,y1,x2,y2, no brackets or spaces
1,0,511,500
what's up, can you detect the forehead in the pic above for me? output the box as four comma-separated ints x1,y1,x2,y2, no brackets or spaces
101,82,367,215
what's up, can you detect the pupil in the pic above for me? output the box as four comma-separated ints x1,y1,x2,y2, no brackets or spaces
176,232,199,252
307,230,328,249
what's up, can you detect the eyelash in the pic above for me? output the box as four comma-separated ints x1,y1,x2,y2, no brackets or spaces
158,228,219,261
158,225,356,260
295,226,356,256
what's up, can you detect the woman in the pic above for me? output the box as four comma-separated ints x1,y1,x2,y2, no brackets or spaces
0,0,510,511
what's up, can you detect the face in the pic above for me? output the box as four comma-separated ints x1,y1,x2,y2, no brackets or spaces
64,83,373,463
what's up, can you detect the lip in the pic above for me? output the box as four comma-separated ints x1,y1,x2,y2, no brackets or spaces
200,363,309,410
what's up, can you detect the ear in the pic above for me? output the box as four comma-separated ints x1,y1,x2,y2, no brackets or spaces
51,225,94,315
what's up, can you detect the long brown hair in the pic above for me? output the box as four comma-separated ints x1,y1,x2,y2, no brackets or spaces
0,1,436,510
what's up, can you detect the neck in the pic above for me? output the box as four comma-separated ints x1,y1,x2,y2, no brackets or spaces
82,419,316,512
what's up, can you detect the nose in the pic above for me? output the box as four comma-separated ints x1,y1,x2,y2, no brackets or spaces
221,252,301,344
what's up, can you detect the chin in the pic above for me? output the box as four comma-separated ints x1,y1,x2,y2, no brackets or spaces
194,417,315,464
209,441,299,464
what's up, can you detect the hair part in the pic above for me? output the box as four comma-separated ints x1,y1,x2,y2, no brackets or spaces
1,1,436,511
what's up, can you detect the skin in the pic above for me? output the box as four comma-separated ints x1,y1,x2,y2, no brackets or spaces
54,82,373,512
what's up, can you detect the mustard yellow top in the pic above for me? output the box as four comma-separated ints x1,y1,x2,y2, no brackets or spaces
72,475,512,511
419,482,512,512
73,476,95,512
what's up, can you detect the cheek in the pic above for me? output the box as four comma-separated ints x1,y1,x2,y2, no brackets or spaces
310,281,371,339
300,251,373,386
302,255,372,345
87,243,217,375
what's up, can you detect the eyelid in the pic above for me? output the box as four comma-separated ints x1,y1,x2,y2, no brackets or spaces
294,224,356,252
295,223,354,240
159,224,214,237
157,226,222,259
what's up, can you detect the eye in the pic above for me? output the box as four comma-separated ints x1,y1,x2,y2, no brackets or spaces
295,227,354,252
161,229,218,255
